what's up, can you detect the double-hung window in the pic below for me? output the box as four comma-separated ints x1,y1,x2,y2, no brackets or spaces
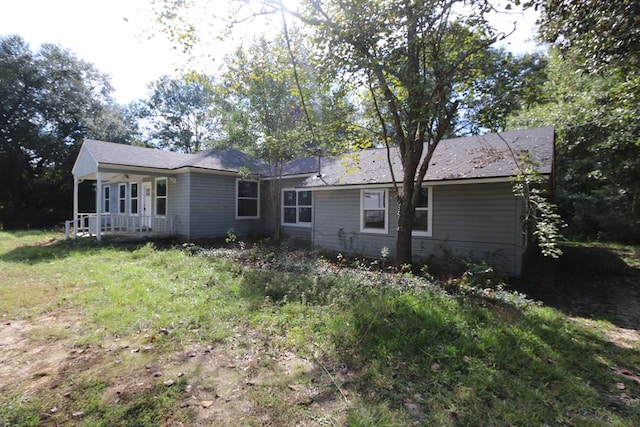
130,183,139,214
118,184,127,214
361,189,388,233
155,178,167,216
237,179,259,219
412,186,432,237
282,189,312,227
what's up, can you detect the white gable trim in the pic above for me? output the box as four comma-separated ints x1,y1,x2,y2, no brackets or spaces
72,143,99,179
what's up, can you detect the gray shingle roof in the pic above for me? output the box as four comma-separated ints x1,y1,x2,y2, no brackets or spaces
82,139,264,173
296,126,554,187
82,126,553,183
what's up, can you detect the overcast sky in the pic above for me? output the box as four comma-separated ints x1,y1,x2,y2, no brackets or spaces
0,0,540,104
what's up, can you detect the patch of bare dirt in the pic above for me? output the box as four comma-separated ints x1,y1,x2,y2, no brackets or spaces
164,334,341,426
0,310,87,397
1,311,342,425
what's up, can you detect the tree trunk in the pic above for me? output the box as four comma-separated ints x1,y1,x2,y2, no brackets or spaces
395,172,417,267
396,194,415,267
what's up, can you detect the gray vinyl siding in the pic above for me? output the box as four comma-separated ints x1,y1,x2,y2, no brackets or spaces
186,172,263,239
313,188,396,257
414,182,524,276
170,174,190,237
312,182,525,276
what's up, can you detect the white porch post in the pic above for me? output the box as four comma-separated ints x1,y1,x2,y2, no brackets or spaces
73,178,79,238
96,172,102,241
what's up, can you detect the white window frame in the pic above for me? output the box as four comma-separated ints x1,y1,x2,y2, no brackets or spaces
281,189,312,228
412,186,433,237
118,183,127,214
360,189,388,234
236,179,260,219
155,177,168,217
103,186,110,213
130,183,139,215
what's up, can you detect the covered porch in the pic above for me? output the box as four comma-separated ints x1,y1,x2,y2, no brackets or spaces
71,141,178,241
70,171,178,240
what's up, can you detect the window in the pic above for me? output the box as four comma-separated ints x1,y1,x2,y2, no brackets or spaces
103,186,110,213
237,179,259,218
413,186,432,237
361,189,388,233
118,184,127,214
156,178,167,216
130,183,138,214
282,189,312,227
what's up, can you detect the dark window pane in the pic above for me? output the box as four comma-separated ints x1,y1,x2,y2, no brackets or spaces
299,207,312,223
284,191,296,206
417,187,429,207
364,210,385,229
238,199,257,217
299,191,312,206
156,179,167,197
131,184,138,198
120,200,126,213
156,198,167,216
238,181,258,198
131,200,138,214
104,188,110,212
414,210,429,231
284,207,297,223
120,185,126,198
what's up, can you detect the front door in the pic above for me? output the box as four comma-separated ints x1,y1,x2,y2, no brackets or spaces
142,182,152,229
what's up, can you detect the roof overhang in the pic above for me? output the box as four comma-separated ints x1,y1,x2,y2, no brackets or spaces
295,173,551,191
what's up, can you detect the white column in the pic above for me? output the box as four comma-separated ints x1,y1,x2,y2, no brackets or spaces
73,178,79,237
96,172,102,241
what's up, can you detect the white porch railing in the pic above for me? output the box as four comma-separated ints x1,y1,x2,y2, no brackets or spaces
74,213,176,237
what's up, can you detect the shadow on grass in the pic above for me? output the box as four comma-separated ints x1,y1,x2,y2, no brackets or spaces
520,243,640,330
0,232,179,264
238,258,640,425
334,291,640,425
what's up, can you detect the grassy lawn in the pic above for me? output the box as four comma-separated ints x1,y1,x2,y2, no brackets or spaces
1,231,639,426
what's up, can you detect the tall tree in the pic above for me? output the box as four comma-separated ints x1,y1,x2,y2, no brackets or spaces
219,32,360,239
85,102,140,145
464,50,549,133
141,73,220,153
509,51,640,242
526,0,640,242
280,0,517,265
0,35,123,228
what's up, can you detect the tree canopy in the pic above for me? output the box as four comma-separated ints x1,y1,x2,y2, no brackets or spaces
0,35,131,228
510,51,640,242
533,0,640,71
141,73,220,153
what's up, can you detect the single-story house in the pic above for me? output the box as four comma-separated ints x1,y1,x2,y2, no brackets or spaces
71,126,555,276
